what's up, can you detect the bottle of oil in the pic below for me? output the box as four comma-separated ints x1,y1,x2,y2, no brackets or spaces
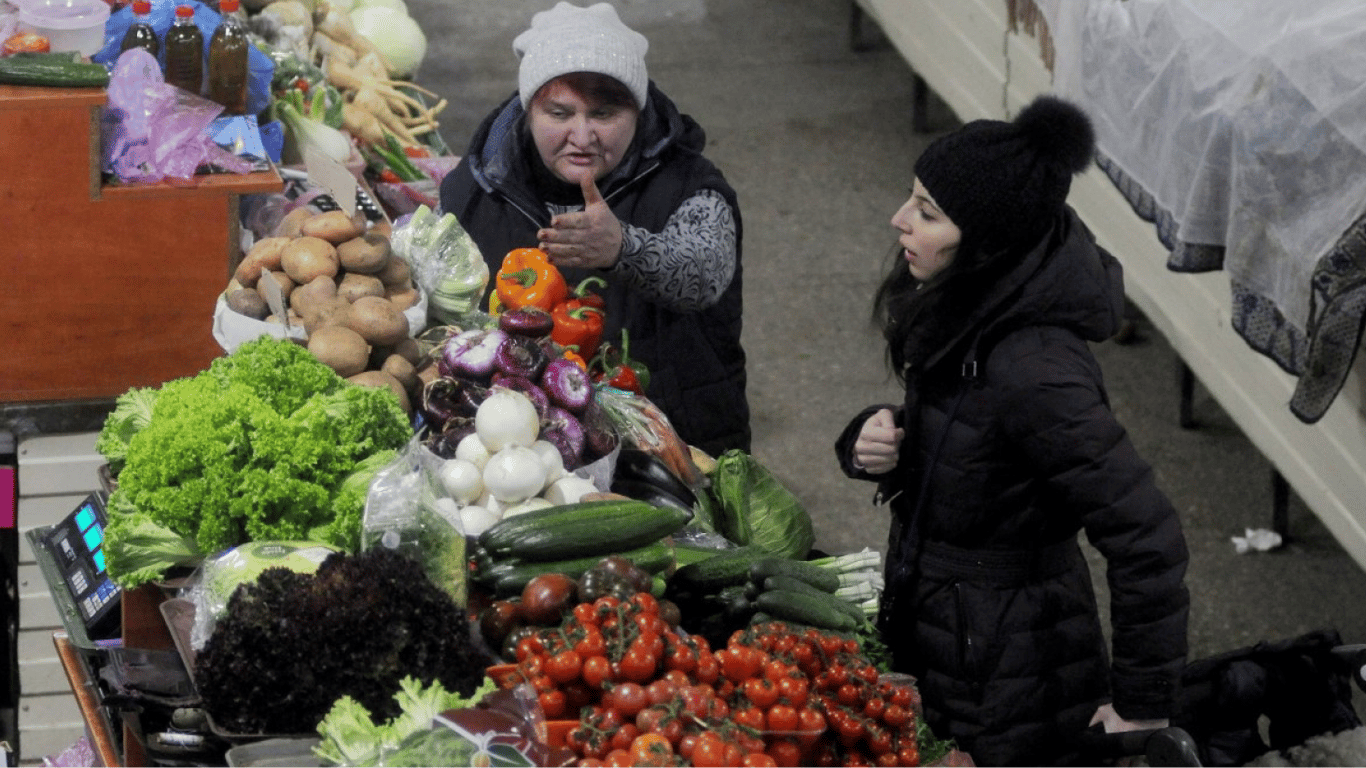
207,0,248,114
164,5,203,94
119,0,160,58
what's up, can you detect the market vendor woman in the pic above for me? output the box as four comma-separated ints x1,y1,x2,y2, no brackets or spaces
439,1,748,457
836,96,1191,765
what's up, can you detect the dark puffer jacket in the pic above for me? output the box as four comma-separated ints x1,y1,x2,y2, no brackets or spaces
439,84,749,456
836,209,1190,766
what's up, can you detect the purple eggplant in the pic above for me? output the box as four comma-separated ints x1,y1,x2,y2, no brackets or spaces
541,357,593,413
541,406,586,469
492,375,550,418
440,328,508,382
498,306,555,338
494,334,549,381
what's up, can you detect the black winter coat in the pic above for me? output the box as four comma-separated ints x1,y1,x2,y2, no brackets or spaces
439,84,749,456
836,210,1190,766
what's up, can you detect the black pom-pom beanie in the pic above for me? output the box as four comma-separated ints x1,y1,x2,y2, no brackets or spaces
913,95,1095,254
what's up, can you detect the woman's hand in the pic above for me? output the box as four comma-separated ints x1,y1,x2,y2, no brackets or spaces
853,408,903,474
538,174,624,270
1089,704,1169,766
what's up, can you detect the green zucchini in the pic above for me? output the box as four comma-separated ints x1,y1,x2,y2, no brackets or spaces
478,499,689,561
761,576,866,624
0,54,110,88
754,588,859,632
487,540,676,597
748,557,840,593
670,544,767,592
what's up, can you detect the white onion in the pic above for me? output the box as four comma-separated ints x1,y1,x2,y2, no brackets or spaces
482,445,548,503
458,505,498,537
436,458,483,504
455,432,491,470
476,387,540,452
501,497,553,519
529,440,567,484
542,474,599,506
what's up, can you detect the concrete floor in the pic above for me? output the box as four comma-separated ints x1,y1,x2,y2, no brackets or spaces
409,0,1366,714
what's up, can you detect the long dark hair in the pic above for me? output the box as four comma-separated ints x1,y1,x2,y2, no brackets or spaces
872,229,1015,385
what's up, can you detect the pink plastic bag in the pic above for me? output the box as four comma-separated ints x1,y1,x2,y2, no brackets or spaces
100,48,253,183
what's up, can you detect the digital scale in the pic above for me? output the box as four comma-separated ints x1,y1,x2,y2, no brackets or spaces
32,491,122,642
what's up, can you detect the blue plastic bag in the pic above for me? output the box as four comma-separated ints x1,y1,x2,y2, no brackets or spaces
94,0,272,116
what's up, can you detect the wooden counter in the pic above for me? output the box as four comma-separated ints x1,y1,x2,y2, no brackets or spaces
0,83,281,403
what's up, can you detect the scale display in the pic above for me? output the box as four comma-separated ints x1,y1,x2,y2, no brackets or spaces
41,492,121,639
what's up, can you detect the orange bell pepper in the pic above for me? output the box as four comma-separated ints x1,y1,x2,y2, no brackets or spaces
495,248,568,311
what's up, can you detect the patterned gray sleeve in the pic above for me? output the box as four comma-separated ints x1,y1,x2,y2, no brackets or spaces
610,189,737,312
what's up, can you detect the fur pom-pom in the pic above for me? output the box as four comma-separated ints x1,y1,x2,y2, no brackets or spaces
1015,95,1095,174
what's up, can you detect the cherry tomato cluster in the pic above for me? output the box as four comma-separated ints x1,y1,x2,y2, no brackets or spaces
502,587,932,768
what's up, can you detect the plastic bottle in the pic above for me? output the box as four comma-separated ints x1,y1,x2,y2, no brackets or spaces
164,5,203,95
119,0,160,58
207,0,248,114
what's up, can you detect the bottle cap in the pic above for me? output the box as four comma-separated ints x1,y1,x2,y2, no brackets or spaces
175,4,194,16
219,0,239,11
131,0,151,14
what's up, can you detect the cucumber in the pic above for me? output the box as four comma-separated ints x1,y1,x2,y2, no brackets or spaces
761,576,867,624
754,588,859,632
748,557,840,593
0,54,110,88
487,540,676,597
478,499,690,561
670,544,767,592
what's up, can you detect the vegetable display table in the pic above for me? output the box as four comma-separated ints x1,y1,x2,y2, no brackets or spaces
0,83,281,405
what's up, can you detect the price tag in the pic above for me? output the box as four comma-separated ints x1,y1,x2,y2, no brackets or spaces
304,146,357,217
259,273,289,330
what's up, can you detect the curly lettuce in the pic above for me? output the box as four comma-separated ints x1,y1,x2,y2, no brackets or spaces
103,337,412,587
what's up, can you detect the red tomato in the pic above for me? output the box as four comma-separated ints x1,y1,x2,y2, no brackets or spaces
538,689,567,718
897,743,920,767
733,705,765,731
863,696,887,720
778,675,809,708
617,646,658,683
629,732,675,767
582,655,614,689
766,703,800,733
766,738,804,768
608,723,641,752
881,703,910,729
694,651,721,685
691,733,729,768
603,748,633,767
645,678,677,707
546,649,584,684
605,681,648,718
743,752,779,767
744,676,780,708
575,629,606,658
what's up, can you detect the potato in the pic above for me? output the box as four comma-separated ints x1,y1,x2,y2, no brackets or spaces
308,325,370,378
273,206,314,238
234,237,287,287
226,288,269,319
302,210,366,244
337,272,385,303
302,296,351,336
347,369,411,414
380,353,418,397
337,232,392,274
290,275,339,319
256,270,296,308
416,359,441,387
280,237,339,284
386,286,420,311
344,295,409,346
376,253,412,289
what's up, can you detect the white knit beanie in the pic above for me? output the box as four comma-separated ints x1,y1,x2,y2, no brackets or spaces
513,2,650,110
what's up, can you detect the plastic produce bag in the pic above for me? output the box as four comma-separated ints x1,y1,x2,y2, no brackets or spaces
389,204,489,326
361,436,468,605
100,47,255,183
185,540,337,650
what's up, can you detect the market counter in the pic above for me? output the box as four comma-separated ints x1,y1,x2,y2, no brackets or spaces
0,83,281,405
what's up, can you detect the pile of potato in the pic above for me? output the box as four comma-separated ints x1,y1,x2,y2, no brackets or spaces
225,208,423,412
